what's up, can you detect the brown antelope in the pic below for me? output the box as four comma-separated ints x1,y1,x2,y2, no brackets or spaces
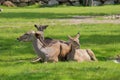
34,25,97,62
17,31,61,63
34,24,80,61
58,33,80,61
67,36,98,62
23,24,50,62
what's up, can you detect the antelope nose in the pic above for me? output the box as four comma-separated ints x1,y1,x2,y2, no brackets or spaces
17,38,20,41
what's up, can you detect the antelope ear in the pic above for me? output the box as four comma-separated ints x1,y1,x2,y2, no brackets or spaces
68,35,72,40
35,32,41,38
43,25,48,29
34,24,39,29
76,32,80,39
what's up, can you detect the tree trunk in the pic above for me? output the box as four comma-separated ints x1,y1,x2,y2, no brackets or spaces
89,0,93,6
78,0,83,4
83,0,88,6
67,0,73,6
83,0,94,6
86,0,88,6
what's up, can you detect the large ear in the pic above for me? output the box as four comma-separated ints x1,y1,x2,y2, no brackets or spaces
68,35,73,40
43,25,48,29
35,32,41,38
34,24,39,29
75,32,80,39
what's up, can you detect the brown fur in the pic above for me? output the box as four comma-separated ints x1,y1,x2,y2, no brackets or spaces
64,32,98,62
86,49,98,61
58,33,80,61
34,24,80,61
67,37,98,62
67,48,98,62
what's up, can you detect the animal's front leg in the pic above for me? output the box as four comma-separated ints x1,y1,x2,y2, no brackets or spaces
43,55,49,63
86,49,98,61
31,57,42,63
53,57,58,63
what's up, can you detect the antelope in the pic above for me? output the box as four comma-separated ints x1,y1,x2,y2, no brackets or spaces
32,24,55,62
34,24,80,61
58,33,80,61
17,31,61,63
34,24,97,62
67,36,98,62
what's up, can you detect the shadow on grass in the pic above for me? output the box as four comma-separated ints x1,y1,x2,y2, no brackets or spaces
1,65,119,80
48,34,120,45
0,36,34,55
81,34,120,45
0,12,107,19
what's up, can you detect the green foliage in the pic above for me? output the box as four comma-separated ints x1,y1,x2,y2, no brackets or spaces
0,5,120,80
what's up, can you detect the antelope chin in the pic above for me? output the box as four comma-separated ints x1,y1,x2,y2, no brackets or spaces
17,38,21,41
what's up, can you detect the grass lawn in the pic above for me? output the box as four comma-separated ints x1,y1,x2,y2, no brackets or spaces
0,5,120,80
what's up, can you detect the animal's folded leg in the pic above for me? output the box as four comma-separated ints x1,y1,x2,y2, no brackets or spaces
31,57,42,63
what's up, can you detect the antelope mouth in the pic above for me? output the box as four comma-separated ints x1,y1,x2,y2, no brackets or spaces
17,38,21,41
16,37,26,42
76,46,80,49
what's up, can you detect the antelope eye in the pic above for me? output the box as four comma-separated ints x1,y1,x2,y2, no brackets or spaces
73,41,76,42
25,33,29,35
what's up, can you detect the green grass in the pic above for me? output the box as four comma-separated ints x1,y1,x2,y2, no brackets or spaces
0,62,120,80
0,5,120,80
0,5,120,20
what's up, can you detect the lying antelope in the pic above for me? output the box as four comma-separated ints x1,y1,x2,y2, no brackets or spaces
67,36,98,62
58,33,80,61
17,31,61,63
34,24,80,61
32,24,56,62
34,24,97,62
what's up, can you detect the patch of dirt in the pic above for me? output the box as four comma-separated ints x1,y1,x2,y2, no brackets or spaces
56,15,120,24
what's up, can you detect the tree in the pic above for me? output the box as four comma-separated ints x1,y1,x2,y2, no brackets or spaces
83,0,93,6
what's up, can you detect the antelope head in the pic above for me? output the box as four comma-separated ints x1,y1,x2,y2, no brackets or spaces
34,24,48,31
68,32,80,49
17,31,36,42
